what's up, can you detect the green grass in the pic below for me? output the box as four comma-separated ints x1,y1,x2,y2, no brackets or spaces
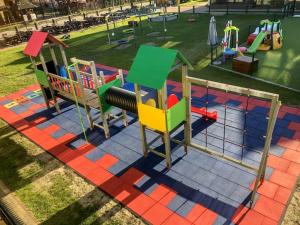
1,14,299,105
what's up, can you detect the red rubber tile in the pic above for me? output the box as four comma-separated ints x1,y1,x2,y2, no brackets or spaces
28,104,44,112
149,184,172,202
120,167,145,185
293,132,300,140
277,111,286,119
261,217,278,225
288,122,300,132
269,170,297,189
287,162,300,176
159,189,177,206
31,116,47,124
250,180,279,199
274,186,292,205
111,183,140,205
42,124,60,135
56,133,76,144
193,209,218,225
232,206,264,225
280,105,298,114
76,143,96,155
267,155,290,172
127,193,156,216
254,196,285,222
162,213,191,225
19,110,35,118
143,203,173,225
283,149,300,164
278,137,300,151
57,149,79,163
67,155,91,168
186,204,207,223
95,154,119,170
99,176,123,195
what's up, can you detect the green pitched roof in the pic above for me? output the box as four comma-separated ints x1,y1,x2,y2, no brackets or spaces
126,45,191,90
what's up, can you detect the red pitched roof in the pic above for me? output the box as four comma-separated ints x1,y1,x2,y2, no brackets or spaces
23,31,68,57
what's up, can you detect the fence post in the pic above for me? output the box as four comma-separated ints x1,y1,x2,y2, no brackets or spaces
178,5,180,13
83,13,86,20
34,22,38,30
245,3,248,14
193,5,195,14
120,5,122,11
96,10,99,16
68,15,72,22
52,18,55,25
292,0,296,16
226,4,229,15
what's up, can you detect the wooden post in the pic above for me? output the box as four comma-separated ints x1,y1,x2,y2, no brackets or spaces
182,65,191,150
193,5,195,14
49,45,59,74
59,45,69,70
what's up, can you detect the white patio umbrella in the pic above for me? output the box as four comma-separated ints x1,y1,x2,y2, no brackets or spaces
207,16,218,46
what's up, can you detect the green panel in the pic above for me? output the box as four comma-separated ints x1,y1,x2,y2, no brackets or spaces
126,45,192,90
167,98,186,131
98,79,122,112
247,32,266,54
35,69,49,87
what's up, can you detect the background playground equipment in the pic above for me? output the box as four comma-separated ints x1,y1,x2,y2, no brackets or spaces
127,45,281,206
147,12,178,22
222,21,246,62
247,19,283,51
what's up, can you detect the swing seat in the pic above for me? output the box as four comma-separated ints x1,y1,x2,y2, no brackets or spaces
191,106,218,121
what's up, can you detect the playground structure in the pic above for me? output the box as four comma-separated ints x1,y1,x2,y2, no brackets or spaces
23,32,281,207
148,13,178,22
247,19,283,51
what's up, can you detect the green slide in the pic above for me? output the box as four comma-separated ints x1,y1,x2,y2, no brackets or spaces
247,32,266,54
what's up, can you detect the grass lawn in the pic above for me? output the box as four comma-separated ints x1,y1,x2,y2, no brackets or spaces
0,13,299,225
1,14,299,105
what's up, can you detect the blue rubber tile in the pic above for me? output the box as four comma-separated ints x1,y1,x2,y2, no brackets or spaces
191,168,217,188
229,168,255,188
144,183,159,195
10,105,27,114
176,200,196,217
274,127,295,138
269,145,285,156
211,161,237,179
108,160,129,175
0,99,12,105
31,96,45,104
195,152,218,171
209,176,238,197
181,177,201,190
284,113,300,123
171,160,199,177
85,148,106,162
230,185,250,203
275,119,290,128
250,106,269,115
36,120,53,129
226,100,241,107
213,195,239,219
265,167,274,180
134,174,153,191
21,101,35,109
68,138,88,149
167,194,187,211
196,186,218,209
51,129,69,139
213,216,233,225
242,158,260,169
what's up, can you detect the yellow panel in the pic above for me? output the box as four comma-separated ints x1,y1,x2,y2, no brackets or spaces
137,103,166,132
145,98,157,107
4,101,18,109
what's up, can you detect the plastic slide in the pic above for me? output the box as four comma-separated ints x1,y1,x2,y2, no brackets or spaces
247,32,266,54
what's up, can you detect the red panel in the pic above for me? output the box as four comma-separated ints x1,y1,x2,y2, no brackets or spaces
167,94,179,109
23,31,48,57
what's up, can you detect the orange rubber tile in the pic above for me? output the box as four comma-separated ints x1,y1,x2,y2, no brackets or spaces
120,167,145,185
31,116,47,124
232,206,264,225
56,133,76,144
280,106,298,114
143,203,173,225
261,217,278,225
287,162,300,176
95,154,119,170
274,186,292,205
28,104,44,112
193,209,218,225
267,155,291,172
162,213,191,225
283,149,300,164
293,132,300,140
159,189,177,206
148,184,172,202
288,122,300,132
254,196,285,222
277,137,300,151
186,204,207,223
250,180,279,199
19,110,35,118
42,124,60,135
269,170,297,189
76,143,96,155
126,193,156,216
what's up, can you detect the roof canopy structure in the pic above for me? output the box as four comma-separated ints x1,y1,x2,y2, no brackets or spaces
24,31,68,57
126,45,192,90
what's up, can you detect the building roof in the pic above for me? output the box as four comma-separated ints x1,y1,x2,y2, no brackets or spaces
24,31,68,57
126,45,191,90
